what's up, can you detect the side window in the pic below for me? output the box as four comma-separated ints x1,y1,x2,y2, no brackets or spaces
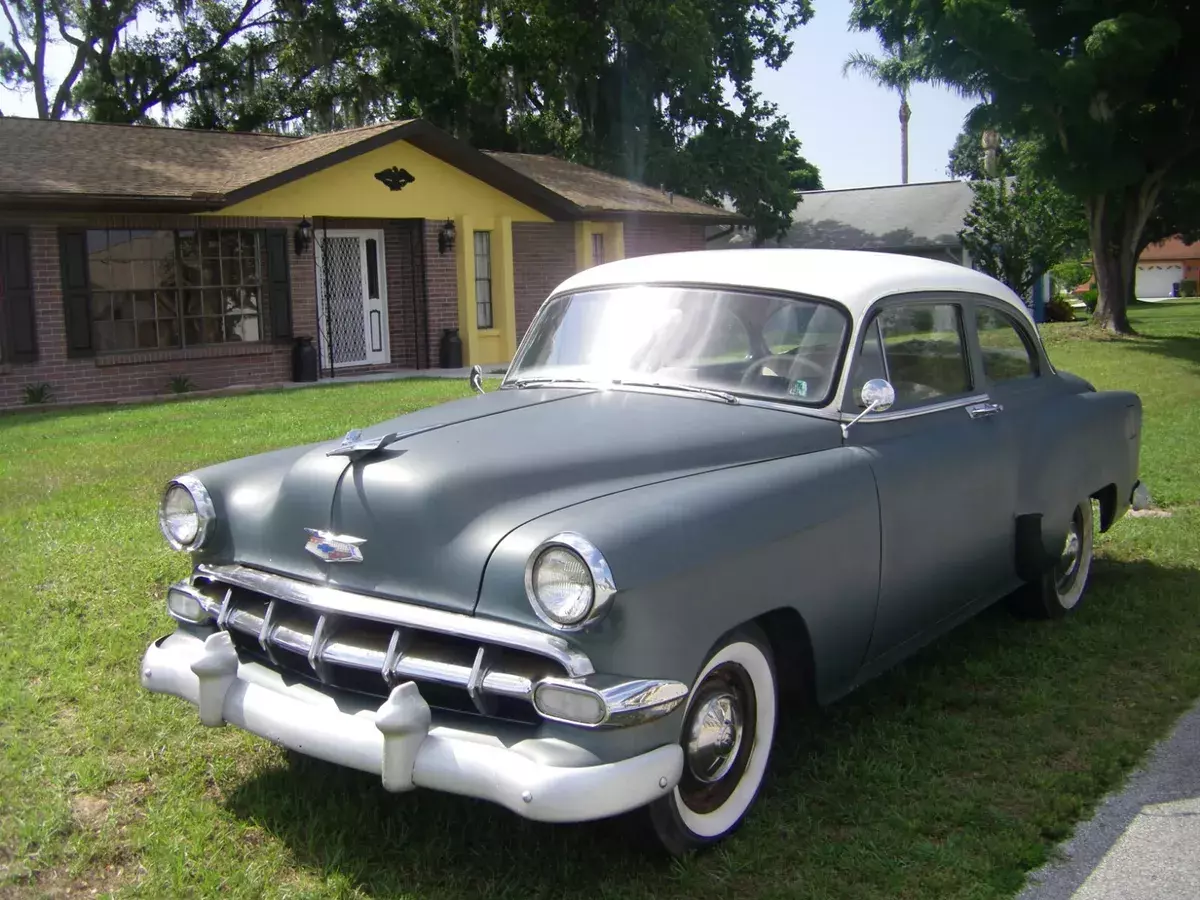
976,306,1038,382
851,303,971,408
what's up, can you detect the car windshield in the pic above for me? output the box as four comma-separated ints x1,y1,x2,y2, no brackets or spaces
506,286,849,405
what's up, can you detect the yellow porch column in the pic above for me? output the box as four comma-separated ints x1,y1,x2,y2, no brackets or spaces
575,221,593,271
455,215,481,367
575,221,624,270
609,221,625,260
494,216,518,361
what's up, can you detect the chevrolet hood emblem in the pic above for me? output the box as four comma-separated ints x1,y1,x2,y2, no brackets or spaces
304,529,366,563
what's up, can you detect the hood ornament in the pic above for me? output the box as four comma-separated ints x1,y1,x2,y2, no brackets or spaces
327,428,406,460
304,529,366,563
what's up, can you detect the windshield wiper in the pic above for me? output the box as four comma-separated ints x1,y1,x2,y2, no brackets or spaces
613,380,740,405
509,377,596,389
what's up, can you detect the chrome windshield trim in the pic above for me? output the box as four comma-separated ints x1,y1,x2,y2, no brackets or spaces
194,563,595,677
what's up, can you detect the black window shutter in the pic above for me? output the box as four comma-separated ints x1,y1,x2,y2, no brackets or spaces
58,228,94,358
1,228,37,362
265,229,293,341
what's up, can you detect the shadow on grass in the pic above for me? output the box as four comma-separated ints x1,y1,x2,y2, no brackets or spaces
222,557,1200,900
1120,334,1200,372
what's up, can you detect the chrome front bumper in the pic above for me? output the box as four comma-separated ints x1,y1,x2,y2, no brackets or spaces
141,629,684,822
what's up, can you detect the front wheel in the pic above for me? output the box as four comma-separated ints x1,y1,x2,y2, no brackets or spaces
647,627,777,856
1011,500,1095,618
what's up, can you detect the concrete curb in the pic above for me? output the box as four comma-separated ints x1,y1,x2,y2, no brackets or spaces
1018,699,1200,900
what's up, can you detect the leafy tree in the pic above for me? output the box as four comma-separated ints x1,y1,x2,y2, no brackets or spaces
842,39,918,184
2,0,819,242
851,0,1200,333
946,118,1015,182
959,170,1087,304
0,0,277,122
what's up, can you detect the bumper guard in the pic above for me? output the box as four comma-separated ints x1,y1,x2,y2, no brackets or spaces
142,630,684,822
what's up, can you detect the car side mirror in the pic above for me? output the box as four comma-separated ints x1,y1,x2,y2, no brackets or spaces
859,378,895,412
842,378,896,439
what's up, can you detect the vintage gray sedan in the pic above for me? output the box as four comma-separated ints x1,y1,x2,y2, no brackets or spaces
142,249,1142,853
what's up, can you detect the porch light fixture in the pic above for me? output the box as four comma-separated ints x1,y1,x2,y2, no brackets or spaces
437,219,456,255
294,217,313,256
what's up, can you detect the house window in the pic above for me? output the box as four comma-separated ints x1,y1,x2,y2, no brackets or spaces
86,228,261,352
474,231,493,329
591,232,605,266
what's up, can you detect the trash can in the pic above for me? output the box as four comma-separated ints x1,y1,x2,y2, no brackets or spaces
292,336,318,382
439,328,463,369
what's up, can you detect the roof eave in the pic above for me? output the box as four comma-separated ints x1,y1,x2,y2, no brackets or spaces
0,192,225,213
584,207,745,224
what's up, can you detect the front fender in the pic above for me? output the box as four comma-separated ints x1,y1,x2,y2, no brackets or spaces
476,447,881,707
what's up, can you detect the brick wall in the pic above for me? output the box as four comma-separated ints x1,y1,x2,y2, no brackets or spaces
512,222,576,337
423,222,459,365
622,217,708,259
0,214,302,409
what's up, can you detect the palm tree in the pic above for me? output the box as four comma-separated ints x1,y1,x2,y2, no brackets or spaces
843,41,916,184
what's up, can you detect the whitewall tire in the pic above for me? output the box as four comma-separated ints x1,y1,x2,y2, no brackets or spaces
648,627,777,855
1013,500,1095,619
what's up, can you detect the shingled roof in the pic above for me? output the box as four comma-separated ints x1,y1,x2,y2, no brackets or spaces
0,117,736,221
484,151,722,218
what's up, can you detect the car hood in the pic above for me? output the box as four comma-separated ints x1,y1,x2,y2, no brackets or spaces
193,387,840,613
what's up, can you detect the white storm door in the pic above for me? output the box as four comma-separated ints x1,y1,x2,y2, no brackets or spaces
315,230,389,368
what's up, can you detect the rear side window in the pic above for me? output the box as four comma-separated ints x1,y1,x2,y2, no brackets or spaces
851,303,971,407
976,306,1039,382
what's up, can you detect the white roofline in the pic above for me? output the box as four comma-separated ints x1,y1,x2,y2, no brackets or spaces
555,249,1030,321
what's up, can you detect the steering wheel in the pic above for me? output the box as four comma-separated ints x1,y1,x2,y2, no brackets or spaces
739,353,827,386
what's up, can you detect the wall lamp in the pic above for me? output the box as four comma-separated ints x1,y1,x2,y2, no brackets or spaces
437,219,457,255
294,217,313,256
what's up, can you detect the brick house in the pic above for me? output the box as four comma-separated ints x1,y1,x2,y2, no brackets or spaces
0,118,737,409
1135,237,1200,299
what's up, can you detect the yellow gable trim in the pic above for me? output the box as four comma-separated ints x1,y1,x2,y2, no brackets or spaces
214,141,551,222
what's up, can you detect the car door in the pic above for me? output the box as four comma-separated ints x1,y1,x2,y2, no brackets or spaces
844,297,1018,663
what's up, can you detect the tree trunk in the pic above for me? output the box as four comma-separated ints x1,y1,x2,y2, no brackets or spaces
899,94,910,185
1086,178,1165,335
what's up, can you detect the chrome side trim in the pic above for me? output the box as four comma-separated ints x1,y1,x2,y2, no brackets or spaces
839,392,992,425
195,563,595,677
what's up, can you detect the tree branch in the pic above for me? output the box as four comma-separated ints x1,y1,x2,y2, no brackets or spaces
0,0,33,70
133,0,271,117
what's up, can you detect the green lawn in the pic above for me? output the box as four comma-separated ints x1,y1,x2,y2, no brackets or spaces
2,303,1199,899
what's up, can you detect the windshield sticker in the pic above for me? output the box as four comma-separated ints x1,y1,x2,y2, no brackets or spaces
789,379,809,398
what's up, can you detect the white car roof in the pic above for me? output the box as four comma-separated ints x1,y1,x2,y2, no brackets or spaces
554,249,1031,322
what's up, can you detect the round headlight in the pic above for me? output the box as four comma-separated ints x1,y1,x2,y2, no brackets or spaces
158,475,214,551
524,533,617,630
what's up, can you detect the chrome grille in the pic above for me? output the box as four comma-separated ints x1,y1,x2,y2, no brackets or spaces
186,567,572,722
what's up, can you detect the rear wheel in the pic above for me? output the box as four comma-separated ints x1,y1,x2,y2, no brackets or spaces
647,627,777,856
1012,500,1094,618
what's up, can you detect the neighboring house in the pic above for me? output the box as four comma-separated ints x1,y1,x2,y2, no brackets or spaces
1135,237,1200,298
711,180,975,266
0,118,736,409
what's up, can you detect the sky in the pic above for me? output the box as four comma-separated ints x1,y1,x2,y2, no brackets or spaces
0,0,975,192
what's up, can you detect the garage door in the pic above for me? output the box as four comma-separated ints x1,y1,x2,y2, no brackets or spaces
1135,263,1182,299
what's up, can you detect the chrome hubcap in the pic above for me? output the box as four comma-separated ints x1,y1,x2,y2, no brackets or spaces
1055,515,1083,593
685,691,743,784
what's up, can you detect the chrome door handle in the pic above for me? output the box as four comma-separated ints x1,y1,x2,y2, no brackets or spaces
966,401,1003,419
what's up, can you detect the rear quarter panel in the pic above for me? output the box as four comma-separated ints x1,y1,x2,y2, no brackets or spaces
1017,378,1141,543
